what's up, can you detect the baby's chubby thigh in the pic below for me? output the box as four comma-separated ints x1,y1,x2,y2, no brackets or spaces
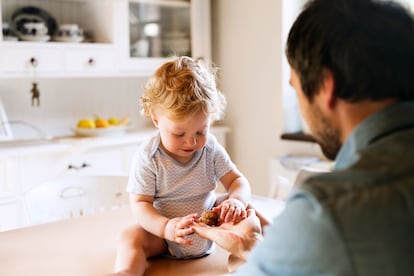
118,224,168,258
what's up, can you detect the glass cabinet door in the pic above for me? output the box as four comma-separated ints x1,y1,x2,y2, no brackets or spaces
128,0,191,58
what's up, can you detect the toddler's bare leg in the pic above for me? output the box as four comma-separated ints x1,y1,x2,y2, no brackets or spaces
112,224,167,276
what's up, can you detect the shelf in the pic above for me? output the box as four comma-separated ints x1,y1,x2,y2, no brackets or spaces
0,0,210,77
280,132,317,143
1,0,114,44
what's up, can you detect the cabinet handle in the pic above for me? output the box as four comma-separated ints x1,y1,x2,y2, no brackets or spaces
87,58,95,66
29,57,38,67
68,163,91,170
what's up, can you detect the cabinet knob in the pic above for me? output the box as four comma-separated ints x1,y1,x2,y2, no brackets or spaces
68,163,91,170
29,57,38,67
87,58,95,66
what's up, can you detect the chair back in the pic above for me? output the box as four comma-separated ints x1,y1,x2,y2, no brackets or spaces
24,175,129,225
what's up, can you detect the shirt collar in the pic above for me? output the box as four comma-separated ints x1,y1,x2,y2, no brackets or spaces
334,100,414,170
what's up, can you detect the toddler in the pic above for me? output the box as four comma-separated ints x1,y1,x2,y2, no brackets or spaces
112,56,251,275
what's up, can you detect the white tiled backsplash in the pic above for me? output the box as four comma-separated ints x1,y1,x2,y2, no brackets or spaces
0,77,151,139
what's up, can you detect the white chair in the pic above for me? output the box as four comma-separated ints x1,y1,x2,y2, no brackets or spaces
23,175,130,225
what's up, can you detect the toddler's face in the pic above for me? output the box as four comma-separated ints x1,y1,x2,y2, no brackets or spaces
153,111,211,164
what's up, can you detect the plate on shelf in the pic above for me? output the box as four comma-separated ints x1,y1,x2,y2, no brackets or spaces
53,36,84,43
11,6,57,37
72,126,128,137
18,35,50,42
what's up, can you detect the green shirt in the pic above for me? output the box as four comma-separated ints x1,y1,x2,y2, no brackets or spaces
236,101,414,276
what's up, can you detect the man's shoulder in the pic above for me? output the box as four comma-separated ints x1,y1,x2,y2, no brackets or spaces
288,169,377,214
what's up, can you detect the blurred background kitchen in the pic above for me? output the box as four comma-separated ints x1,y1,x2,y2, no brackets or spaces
1,0,413,231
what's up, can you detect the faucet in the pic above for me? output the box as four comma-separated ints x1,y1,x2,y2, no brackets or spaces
0,120,51,141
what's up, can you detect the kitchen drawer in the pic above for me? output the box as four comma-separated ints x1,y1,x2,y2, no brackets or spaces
0,158,18,197
63,47,116,74
65,147,128,176
0,46,62,74
18,151,69,192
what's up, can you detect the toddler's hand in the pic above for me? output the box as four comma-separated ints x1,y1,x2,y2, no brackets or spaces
214,198,246,223
164,214,197,245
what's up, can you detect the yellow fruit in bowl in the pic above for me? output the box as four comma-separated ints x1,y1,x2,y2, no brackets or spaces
77,119,95,129
95,118,109,128
108,117,119,126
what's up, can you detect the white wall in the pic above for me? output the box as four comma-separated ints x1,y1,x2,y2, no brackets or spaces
0,77,151,139
212,0,321,196
211,0,282,196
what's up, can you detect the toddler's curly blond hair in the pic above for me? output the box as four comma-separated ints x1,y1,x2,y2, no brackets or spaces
140,56,226,122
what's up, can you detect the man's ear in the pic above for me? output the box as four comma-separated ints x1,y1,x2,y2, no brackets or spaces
321,68,336,109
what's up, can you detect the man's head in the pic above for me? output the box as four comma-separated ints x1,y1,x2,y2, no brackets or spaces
286,0,414,159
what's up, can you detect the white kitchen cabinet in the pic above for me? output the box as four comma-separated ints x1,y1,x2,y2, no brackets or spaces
0,45,62,75
117,0,211,74
0,158,19,231
63,46,117,75
0,145,133,230
0,200,20,231
0,43,118,77
0,0,115,77
0,133,147,230
0,148,69,230
0,0,211,78
0,0,117,78
0,158,17,196
64,145,136,176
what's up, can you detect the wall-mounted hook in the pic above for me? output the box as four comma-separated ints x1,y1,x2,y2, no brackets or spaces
30,82,40,107
29,57,40,107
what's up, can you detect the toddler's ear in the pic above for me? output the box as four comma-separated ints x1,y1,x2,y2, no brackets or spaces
151,114,159,127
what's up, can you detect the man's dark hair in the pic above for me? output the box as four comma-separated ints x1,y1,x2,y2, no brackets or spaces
286,0,414,102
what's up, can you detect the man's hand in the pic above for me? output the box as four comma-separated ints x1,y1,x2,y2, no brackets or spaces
192,209,262,260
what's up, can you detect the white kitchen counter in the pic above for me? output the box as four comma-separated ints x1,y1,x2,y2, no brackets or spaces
0,128,157,159
0,126,230,159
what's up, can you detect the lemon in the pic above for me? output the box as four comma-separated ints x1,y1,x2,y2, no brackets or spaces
108,117,119,126
77,119,95,128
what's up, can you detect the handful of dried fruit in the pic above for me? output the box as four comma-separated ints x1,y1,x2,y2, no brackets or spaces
200,210,219,226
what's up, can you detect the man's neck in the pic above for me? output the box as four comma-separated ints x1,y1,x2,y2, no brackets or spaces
337,98,399,143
